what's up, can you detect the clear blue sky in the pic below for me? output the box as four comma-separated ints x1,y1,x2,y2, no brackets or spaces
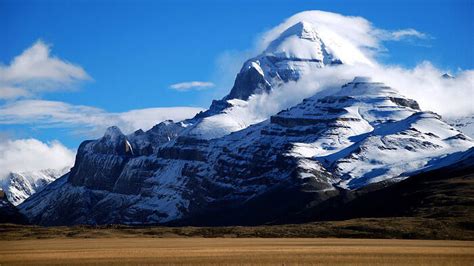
1,0,473,148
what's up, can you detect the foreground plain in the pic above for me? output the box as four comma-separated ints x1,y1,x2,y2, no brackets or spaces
1,237,473,265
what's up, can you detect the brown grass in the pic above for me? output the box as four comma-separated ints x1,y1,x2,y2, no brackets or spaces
1,237,473,265
2,216,474,241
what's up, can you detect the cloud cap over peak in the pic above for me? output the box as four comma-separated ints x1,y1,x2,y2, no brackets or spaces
259,10,429,61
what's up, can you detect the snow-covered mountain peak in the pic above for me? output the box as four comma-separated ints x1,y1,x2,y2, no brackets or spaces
442,73,454,79
264,20,373,66
339,77,396,96
335,77,420,111
272,21,320,42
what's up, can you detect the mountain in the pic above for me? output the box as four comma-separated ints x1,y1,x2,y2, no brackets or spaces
17,19,474,226
19,76,473,225
1,168,69,206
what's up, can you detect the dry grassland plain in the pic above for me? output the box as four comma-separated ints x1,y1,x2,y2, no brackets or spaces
1,237,473,265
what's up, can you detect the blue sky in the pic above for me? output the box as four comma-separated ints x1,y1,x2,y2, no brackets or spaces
1,0,473,149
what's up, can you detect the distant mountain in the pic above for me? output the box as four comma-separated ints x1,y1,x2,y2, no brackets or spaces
17,18,474,226
2,168,69,206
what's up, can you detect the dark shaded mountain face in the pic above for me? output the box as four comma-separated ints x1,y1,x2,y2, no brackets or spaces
17,20,474,226
0,190,28,224
170,148,474,226
287,147,474,224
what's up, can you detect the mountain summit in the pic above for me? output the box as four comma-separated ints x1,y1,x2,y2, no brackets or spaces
225,20,372,102
265,21,373,66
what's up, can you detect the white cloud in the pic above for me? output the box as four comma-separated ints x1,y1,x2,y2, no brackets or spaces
0,40,204,138
259,10,380,56
214,10,430,81
170,81,215,91
116,106,204,132
0,138,75,183
0,40,90,100
388,29,428,40
0,100,204,137
231,63,474,125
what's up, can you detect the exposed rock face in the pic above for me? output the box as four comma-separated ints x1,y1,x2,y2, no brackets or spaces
19,78,473,226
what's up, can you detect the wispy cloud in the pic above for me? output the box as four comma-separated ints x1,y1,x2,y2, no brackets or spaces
169,81,215,91
389,29,428,40
0,100,204,137
0,40,91,100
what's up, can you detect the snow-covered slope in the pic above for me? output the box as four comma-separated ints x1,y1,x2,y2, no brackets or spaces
446,115,474,139
19,78,473,225
1,167,69,206
281,77,472,188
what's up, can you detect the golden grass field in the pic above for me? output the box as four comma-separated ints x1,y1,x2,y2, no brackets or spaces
1,237,473,265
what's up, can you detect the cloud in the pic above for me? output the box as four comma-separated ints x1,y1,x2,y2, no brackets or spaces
388,29,428,40
259,11,380,55
170,81,215,91
230,63,474,127
0,100,204,137
116,106,204,132
214,10,429,77
0,40,204,138
0,40,90,100
0,138,75,183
